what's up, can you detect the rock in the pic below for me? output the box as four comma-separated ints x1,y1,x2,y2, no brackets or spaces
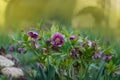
113,71,120,77
112,67,120,77
0,55,14,67
1,67,24,78
5,54,13,60
114,71,120,75
114,67,120,76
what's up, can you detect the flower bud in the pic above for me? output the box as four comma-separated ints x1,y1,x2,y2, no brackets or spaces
92,51,102,59
103,55,113,62
70,35,77,40
27,31,39,39
46,39,51,45
17,48,23,53
42,48,48,55
8,46,15,52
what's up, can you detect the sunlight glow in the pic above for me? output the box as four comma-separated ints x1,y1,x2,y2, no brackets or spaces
0,0,7,27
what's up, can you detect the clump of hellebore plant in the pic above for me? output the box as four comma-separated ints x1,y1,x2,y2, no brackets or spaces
8,25,117,80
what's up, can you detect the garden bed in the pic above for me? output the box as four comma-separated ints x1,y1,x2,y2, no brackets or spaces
0,24,120,80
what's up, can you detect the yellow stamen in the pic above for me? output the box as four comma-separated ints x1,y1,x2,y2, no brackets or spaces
55,38,60,43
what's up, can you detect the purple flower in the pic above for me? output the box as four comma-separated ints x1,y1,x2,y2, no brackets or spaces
103,55,113,62
92,53,101,59
92,51,102,59
51,32,65,47
17,48,23,53
8,46,15,51
70,35,77,40
27,31,39,39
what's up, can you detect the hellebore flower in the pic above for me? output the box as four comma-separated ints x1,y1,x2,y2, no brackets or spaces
103,55,113,62
70,49,76,58
70,35,77,40
27,31,39,39
70,48,82,58
42,48,48,55
17,48,23,53
92,42,97,48
92,51,102,59
46,39,51,45
87,40,92,47
31,40,40,49
34,42,39,49
92,53,101,59
92,42,98,51
51,32,65,47
78,39,83,43
17,48,27,54
8,46,15,51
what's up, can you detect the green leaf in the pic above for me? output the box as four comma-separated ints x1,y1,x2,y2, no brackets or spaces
64,75,73,80
23,70,33,80
51,24,59,34
51,53,61,56
95,60,105,80
84,65,90,80
37,66,47,80
23,33,29,41
55,72,60,80
103,46,113,55
47,64,56,80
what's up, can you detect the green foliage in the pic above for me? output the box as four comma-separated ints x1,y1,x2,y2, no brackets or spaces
7,24,120,80
24,64,59,80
